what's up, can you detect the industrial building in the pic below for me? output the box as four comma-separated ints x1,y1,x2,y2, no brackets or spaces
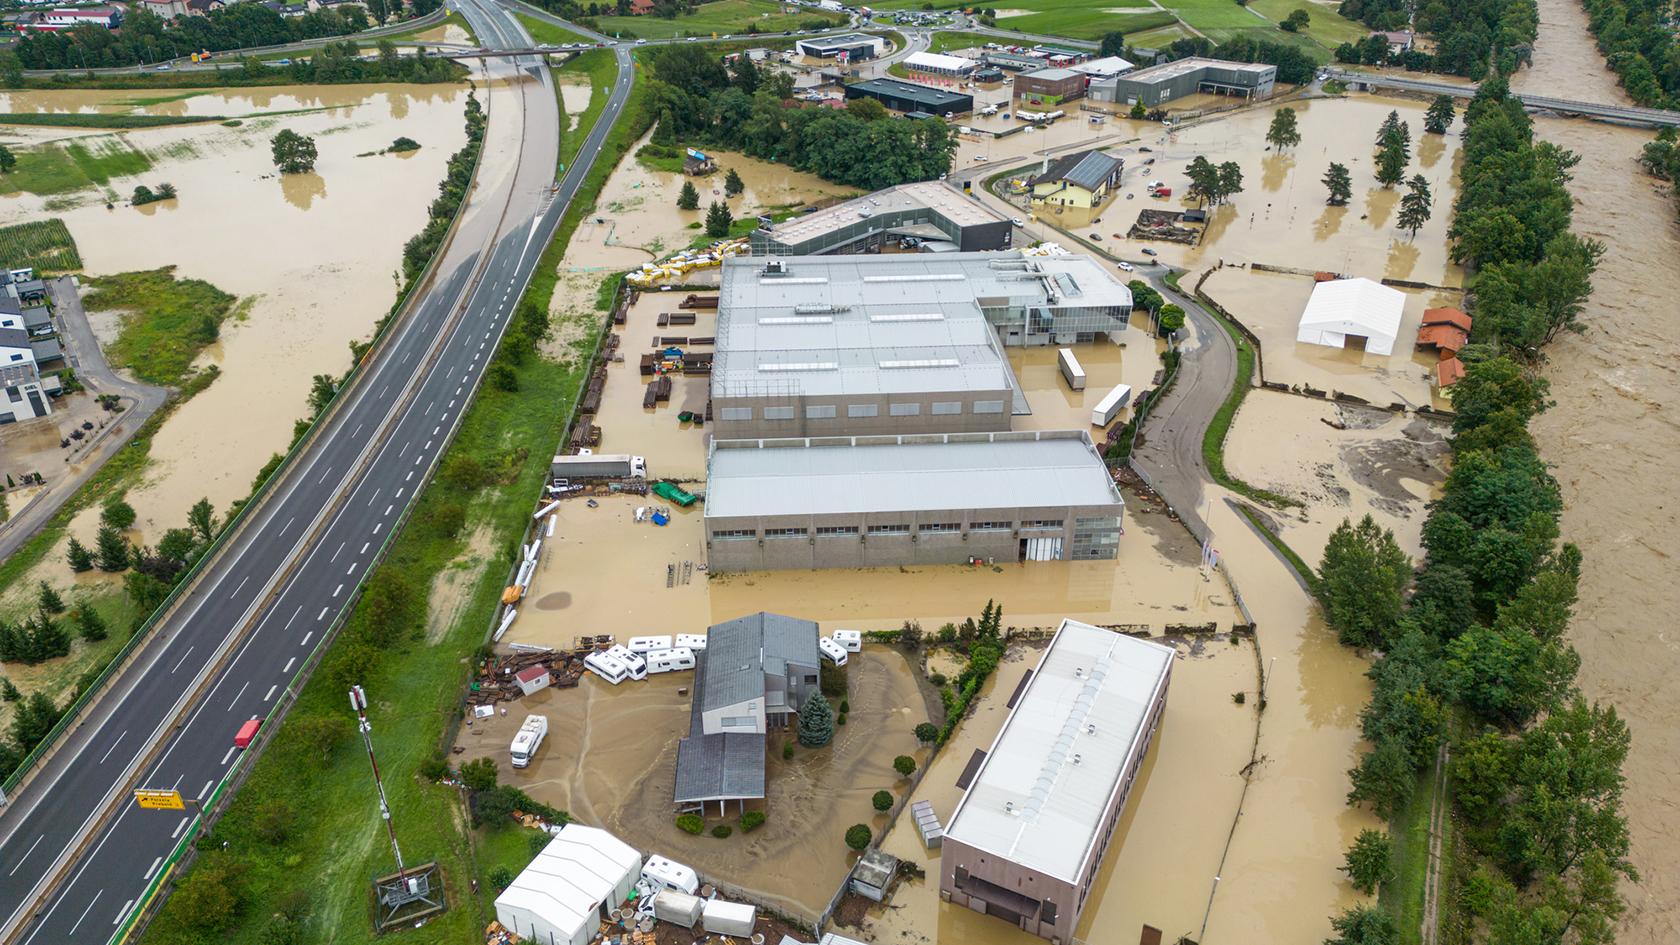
702,431,1125,573
844,77,973,116
983,50,1046,72
1295,277,1405,356
904,50,978,77
1105,56,1277,108
750,180,1012,256
1030,149,1124,209
1069,55,1133,79
495,824,643,945
708,252,1133,439
673,613,822,812
940,619,1174,942
1012,66,1086,105
796,32,886,62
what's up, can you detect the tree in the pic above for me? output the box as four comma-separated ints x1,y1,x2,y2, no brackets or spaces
270,128,318,174
724,168,744,196
72,601,108,642
293,716,350,763
1376,135,1407,188
172,852,243,934
96,525,130,572
1452,729,1513,825
893,754,916,777
1500,699,1634,882
252,798,294,844
158,527,196,565
1099,30,1126,59
1157,303,1185,335
432,503,466,538
845,96,887,122
1343,828,1393,893
913,722,938,743
444,455,486,491
1185,155,1221,205
0,145,14,174
1447,357,1550,438
1316,515,1411,649
461,756,499,791
676,179,699,210
704,200,733,238
307,373,337,417
821,660,848,697
357,567,414,646
1217,161,1244,204
1360,33,1388,66
872,790,894,811
66,537,94,573
0,51,22,90
1424,94,1455,134
1280,8,1309,32
36,582,64,615
1396,173,1433,237
1265,106,1301,149
1323,162,1352,205
1447,627,1573,728
844,823,872,850
1375,110,1402,147
188,497,217,544
102,498,135,531
798,691,834,747
1326,904,1398,945
10,691,63,752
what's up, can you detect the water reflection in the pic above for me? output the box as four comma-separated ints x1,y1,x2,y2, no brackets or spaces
279,172,327,209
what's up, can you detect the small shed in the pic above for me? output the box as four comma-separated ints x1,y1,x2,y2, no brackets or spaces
1295,277,1405,357
850,849,899,902
701,899,757,936
515,664,551,696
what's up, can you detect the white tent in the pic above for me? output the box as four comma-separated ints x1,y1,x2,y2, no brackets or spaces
1295,278,1406,357
495,824,643,945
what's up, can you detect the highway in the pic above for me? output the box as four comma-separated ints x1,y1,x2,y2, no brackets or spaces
0,1,635,942
1323,67,1680,127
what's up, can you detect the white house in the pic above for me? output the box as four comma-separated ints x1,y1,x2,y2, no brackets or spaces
1295,277,1405,357
494,824,643,945
0,327,49,425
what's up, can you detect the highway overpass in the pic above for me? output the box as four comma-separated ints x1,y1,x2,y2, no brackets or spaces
1325,67,1680,128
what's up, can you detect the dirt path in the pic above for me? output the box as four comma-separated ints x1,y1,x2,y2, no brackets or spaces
1420,744,1450,945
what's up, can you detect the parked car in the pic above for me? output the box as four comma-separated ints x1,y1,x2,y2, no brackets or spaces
1141,247,1158,256
1117,261,1134,272
1011,216,1025,227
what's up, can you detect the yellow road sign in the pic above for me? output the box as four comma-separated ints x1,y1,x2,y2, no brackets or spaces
134,789,184,810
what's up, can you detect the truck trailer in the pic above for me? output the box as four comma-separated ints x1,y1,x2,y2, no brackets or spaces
1091,382,1133,426
549,453,647,481
1057,347,1086,391
510,715,549,768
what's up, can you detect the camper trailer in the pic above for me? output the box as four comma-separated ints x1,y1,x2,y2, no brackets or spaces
646,647,697,674
1057,347,1086,391
510,715,549,768
675,633,708,650
832,629,863,652
627,635,674,654
819,636,849,666
605,644,648,680
703,901,758,937
642,855,700,895
1091,382,1133,426
584,651,632,685
653,890,705,929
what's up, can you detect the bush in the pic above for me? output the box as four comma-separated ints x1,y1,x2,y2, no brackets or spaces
845,823,872,850
820,660,848,697
929,673,947,687
676,813,704,834
782,740,795,760
251,799,293,845
529,831,551,859
712,825,733,838
840,699,850,713
872,790,894,811
741,811,766,832
837,713,847,725
418,754,450,782
914,722,938,743
490,865,513,889
893,755,917,777
461,756,498,791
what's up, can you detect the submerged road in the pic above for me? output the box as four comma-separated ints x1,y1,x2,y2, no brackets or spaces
0,2,634,942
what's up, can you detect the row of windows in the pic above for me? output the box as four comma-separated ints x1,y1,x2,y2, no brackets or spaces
718,401,1007,422
1022,520,1065,529
714,521,1049,541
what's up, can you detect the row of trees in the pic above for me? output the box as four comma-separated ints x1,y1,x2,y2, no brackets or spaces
14,4,369,72
1184,155,1244,207
1580,0,1680,107
1317,71,1627,945
400,87,486,282
1335,0,1536,78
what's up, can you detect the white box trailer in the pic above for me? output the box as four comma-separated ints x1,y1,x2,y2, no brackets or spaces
702,900,758,937
646,647,696,674
642,855,699,895
832,629,862,652
1090,382,1133,427
1057,347,1086,391
584,651,632,685
653,890,705,929
627,635,674,654
819,637,849,666
510,715,549,768
675,633,708,650
605,644,648,680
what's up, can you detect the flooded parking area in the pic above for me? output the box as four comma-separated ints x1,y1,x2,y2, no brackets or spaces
589,291,717,481
1007,312,1166,433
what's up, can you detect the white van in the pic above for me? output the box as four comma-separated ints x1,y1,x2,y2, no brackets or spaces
605,644,648,680
675,633,708,650
831,629,862,652
818,636,849,666
584,651,631,685
627,635,674,654
643,855,700,895
647,647,696,674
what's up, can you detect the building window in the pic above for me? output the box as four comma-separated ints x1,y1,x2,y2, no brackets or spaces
848,404,879,418
807,404,837,419
816,526,860,536
890,402,921,417
1041,900,1058,923
931,401,962,415
804,674,818,684
1072,515,1122,560
722,716,755,727
711,529,756,540
970,521,1011,531
973,400,1004,414
764,527,806,538
867,524,910,535
1022,520,1064,529
720,407,752,421
954,866,969,889
918,523,960,533
763,406,796,420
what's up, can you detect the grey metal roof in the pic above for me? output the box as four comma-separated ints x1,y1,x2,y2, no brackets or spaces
1032,149,1122,192
759,613,820,678
1018,66,1080,81
767,180,1007,248
848,77,970,108
704,430,1124,519
0,362,38,385
0,327,31,351
673,733,767,803
943,620,1174,883
30,338,61,361
701,611,819,685
0,296,21,316
21,307,49,329
1120,55,1275,86
799,32,881,50
693,628,765,715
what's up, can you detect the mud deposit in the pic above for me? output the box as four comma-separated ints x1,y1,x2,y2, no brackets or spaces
457,648,929,918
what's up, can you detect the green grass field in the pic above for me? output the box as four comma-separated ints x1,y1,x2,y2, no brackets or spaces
1249,0,1370,47
84,267,236,387
593,0,845,40
384,9,479,44
0,218,82,272
0,136,152,197
1381,758,1446,945
0,113,222,129
515,12,595,48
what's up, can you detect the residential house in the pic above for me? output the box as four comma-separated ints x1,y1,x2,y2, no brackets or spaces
36,6,121,30
0,328,49,424
629,0,654,13
1030,148,1123,209
135,0,188,18
1371,30,1414,54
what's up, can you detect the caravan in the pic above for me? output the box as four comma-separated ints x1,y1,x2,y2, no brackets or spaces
584,651,632,685
646,647,697,674
675,633,708,650
642,855,700,895
819,636,849,666
627,635,674,654
605,644,648,680
831,629,863,652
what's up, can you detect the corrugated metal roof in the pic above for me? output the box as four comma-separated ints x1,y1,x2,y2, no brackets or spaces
1031,149,1122,192
1018,66,1080,81
497,824,641,939
943,620,1173,884
694,629,764,714
673,732,767,803
704,431,1123,519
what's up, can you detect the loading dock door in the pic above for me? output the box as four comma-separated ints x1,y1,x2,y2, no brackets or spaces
1024,538,1062,561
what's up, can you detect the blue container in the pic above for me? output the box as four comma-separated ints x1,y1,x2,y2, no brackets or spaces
651,512,670,526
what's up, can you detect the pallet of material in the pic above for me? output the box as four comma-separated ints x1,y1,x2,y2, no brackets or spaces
588,376,605,394
640,354,654,376
658,336,688,346
705,400,713,421
580,390,602,412
614,310,627,325
687,336,716,346
667,312,697,325
658,312,670,327
644,385,658,409
678,294,718,310
653,376,673,402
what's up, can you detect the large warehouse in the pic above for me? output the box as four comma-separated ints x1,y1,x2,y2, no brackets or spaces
1296,277,1405,356
940,619,1173,942
1012,66,1086,105
844,77,973,116
750,180,1012,256
702,431,1124,572
904,50,978,77
495,825,643,945
797,32,885,62
708,252,1133,439
1104,56,1276,107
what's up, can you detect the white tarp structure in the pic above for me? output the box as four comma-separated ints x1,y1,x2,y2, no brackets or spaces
904,51,978,75
1295,277,1405,357
495,824,643,945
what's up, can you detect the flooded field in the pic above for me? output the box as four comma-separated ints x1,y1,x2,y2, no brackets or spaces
592,292,715,480
1512,0,1680,935
0,84,465,121
1199,266,1456,408
0,82,474,542
456,647,931,918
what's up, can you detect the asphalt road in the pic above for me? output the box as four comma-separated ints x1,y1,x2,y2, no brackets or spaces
0,2,635,941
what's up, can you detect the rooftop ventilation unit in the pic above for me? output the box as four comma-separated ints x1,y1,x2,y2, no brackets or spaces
759,362,839,372
759,316,833,325
879,359,960,369
869,313,944,322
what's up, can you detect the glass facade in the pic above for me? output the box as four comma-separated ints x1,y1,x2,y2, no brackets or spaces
1071,515,1122,560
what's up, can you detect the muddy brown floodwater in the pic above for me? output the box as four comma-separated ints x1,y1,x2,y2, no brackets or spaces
1510,0,1680,937
0,82,474,544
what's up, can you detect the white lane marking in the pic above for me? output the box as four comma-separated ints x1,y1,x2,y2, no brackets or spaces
353,423,363,438
172,817,189,839
171,646,195,674
198,780,212,801
318,466,334,483
301,631,314,646
449,399,456,408
227,681,249,711
384,505,393,516
219,746,235,766
98,731,126,764
8,835,43,876
406,472,413,482
380,384,389,397
67,889,101,936
265,685,277,702
367,489,381,506
425,440,432,449
347,564,356,575
330,542,345,562
434,426,440,435
283,658,296,673
285,605,303,630
112,899,133,926
455,387,462,395
232,575,248,596
374,522,383,534
395,489,404,499
415,454,423,465
333,584,343,597
283,516,294,532
142,857,162,881
361,543,369,554
317,607,328,621
480,342,486,349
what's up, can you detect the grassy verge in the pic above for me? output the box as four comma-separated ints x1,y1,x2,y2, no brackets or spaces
516,11,594,48
84,267,237,387
1381,758,1444,945
0,113,225,129
0,218,82,272
591,0,843,40
0,135,153,197
1233,504,1315,587
384,9,478,44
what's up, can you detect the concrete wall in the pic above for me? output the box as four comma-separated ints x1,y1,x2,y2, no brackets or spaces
709,389,1014,440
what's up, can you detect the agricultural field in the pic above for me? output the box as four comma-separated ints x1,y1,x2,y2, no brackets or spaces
0,136,152,197
1247,0,1370,48
979,0,1350,53
0,218,82,272
591,0,845,40
515,13,595,48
